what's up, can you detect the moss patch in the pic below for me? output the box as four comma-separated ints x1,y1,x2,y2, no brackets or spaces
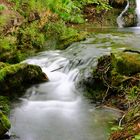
0,111,11,137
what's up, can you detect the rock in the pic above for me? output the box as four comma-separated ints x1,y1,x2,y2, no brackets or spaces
123,12,137,27
109,0,127,8
0,63,48,96
111,52,140,76
122,0,137,27
0,111,11,137
81,51,140,101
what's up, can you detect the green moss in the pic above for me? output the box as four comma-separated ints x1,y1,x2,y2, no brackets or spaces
0,63,48,95
125,105,140,122
0,62,9,69
0,63,25,81
111,53,140,76
0,96,10,116
0,111,11,137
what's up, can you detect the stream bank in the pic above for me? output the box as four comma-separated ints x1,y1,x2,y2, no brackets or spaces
0,0,139,139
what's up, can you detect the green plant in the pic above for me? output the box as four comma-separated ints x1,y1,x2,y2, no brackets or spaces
111,126,123,132
0,4,6,11
133,135,140,140
17,22,45,49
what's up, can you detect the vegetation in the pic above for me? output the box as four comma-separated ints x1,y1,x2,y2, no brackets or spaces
0,0,138,138
82,51,140,139
0,63,48,96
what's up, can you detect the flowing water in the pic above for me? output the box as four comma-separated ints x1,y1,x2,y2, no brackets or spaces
136,0,140,26
117,0,129,28
9,29,140,140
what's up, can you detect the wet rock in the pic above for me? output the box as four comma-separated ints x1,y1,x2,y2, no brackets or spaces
112,52,140,76
82,51,140,101
122,0,137,27
123,12,137,27
109,0,127,8
0,112,11,138
0,63,48,96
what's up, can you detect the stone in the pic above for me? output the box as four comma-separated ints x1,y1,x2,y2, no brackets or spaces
0,63,48,96
109,0,127,8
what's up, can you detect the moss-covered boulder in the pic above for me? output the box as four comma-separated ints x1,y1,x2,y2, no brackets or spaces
82,51,140,101
80,51,140,139
111,52,140,76
0,63,48,96
0,111,11,137
122,0,137,27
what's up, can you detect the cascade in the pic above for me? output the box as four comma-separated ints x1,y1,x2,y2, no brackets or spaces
117,0,129,28
136,0,140,26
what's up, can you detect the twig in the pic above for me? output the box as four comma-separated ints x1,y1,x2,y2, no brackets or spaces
119,114,126,127
102,86,110,103
123,49,140,54
50,66,64,72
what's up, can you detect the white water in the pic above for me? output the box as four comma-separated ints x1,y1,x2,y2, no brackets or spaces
9,40,120,140
117,0,129,28
136,0,140,26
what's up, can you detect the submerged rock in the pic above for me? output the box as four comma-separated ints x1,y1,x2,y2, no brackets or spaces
0,63,48,96
0,111,11,137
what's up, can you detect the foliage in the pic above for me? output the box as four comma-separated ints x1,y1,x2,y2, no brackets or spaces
0,111,11,136
44,21,87,49
0,96,10,116
0,4,6,11
111,126,123,132
17,22,45,49
9,0,111,23
133,135,140,140
0,37,16,53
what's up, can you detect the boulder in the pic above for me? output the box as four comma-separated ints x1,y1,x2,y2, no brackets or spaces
122,0,137,27
0,63,48,96
109,0,127,8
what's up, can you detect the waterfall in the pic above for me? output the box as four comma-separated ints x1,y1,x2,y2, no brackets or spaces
117,0,129,28
136,0,140,26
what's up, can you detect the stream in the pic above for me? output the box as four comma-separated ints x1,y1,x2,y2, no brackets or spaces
9,26,140,140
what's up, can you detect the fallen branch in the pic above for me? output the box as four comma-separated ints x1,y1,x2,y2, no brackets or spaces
50,66,64,72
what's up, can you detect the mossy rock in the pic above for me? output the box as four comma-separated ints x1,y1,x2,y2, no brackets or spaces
82,52,140,101
57,31,87,50
0,62,9,69
0,63,48,95
109,0,127,8
0,96,10,116
0,111,11,137
111,52,140,76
